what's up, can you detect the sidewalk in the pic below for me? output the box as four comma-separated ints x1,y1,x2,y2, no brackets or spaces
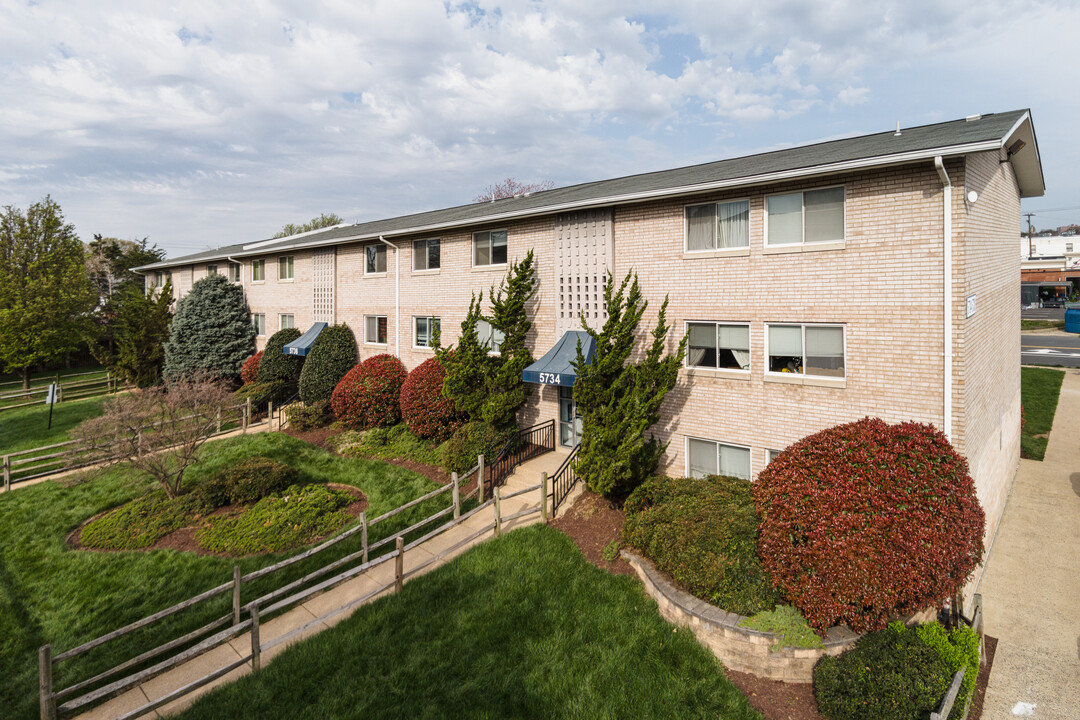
979,368,1080,719
75,449,565,720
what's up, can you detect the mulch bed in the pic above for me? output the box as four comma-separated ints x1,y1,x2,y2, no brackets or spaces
550,490,634,576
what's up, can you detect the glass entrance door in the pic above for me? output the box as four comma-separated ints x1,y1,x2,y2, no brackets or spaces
558,385,582,447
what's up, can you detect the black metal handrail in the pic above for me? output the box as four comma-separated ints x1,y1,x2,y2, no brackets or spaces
484,419,555,495
550,444,580,518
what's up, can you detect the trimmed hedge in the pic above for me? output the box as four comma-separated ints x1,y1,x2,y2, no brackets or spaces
240,350,263,385
285,400,333,431
400,357,465,441
623,475,782,616
331,354,408,430
442,421,514,475
256,329,304,402
916,622,980,719
299,324,358,404
199,456,299,507
753,418,985,632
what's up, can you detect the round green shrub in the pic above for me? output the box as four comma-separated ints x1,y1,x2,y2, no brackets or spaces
240,350,263,385
623,475,782,616
285,400,333,431
916,622,980,718
399,357,466,441
330,354,408,430
814,622,953,720
442,420,514,475
163,274,256,382
214,456,299,505
256,328,304,402
754,418,986,632
299,324,358,404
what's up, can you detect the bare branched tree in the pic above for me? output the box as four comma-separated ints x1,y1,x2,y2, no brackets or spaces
474,178,555,203
72,376,234,498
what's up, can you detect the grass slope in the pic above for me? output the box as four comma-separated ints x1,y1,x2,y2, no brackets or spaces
177,525,761,720
0,433,443,720
0,396,105,455
1021,367,1065,460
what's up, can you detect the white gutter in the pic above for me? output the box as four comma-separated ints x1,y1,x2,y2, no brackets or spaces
934,156,953,441
378,235,399,356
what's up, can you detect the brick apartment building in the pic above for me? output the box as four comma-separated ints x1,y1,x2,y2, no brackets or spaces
138,109,1044,562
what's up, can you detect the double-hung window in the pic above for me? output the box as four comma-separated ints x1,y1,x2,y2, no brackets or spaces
766,187,845,246
686,322,750,371
365,315,387,345
207,264,218,276
366,244,386,274
477,319,505,354
279,314,294,331
767,324,845,378
413,238,441,271
414,316,440,348
687,438,751,480
252,259,265,282
252,313,266,336
228,262,241,283
473,230,507,266
278,256,294,280
685,200,750,251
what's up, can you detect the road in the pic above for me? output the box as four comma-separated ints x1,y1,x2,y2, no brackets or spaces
1021,333,1080,368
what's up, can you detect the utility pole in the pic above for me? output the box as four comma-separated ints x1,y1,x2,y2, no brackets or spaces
1023,212,1035,258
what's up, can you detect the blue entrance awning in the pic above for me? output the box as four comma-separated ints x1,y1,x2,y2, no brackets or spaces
283,322,328,357
522,330,596,387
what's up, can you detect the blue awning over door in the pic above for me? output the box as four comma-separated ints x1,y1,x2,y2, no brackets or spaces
522,330,596,387
283,322,328,356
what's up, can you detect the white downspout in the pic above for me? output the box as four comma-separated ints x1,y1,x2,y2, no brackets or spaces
934,156,953,441
226,256,245,303
378,236,399,356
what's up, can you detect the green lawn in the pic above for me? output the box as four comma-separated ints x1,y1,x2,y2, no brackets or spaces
0,364,107,390
1020,319,1065,332
0,396,106,456
0,433,446,720
176,524,761,720
1021,366,1065,460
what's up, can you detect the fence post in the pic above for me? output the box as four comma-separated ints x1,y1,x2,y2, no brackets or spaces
361,511,368,564
452,472,460,520
56,381,63,403
268,400,274,431
477,454,485,502
243,398,251,433
39,644,55,720
216,406,222,434
232,566,242,625
494,486,502,538
250,606,261,672
3,455,10,493
540,472,548,522
395,537,404,592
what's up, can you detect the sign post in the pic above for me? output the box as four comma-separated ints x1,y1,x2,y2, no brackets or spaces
45,383,57,430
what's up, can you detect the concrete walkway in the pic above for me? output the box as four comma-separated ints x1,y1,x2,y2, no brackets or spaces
979,368,1080,719
74,448,575,720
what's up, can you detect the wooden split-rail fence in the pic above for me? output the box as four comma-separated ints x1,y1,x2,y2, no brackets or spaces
0,370,123,413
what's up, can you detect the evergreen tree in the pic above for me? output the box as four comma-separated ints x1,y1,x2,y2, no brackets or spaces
163,274,255,381
572,271,686,497
436,293,494,421
85,235,165,357
111,280,173,387
481,250,537,430
298,323,357,403
0,197,97,388
257,328,304,401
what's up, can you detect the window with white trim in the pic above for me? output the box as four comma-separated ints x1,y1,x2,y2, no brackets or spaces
365,244,386,274
414,316,440,348
766,448,782,465
686,322,750,370
365,315,387,345
477,318,505,353
279,313,294,331
252,313,266,336
767,324,845,377
278,256,294,280
687,438,751,480
766,187,845,246
685,200,749,251
473,230,507,266
252,259,265,282
228,262,241,283
413,238,441,270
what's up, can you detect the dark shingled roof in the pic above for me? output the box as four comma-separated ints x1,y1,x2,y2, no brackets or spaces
138,110,1040,271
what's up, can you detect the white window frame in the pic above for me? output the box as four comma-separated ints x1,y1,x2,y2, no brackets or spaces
765,448,783,466
765,323,846,380
683,198,751,254
684,436,752,480
684,321,751,374
252,313,266,337
251,258,265,282
476,318,505,355
278,256,294,281
279,313,294,331
764,185,846,248
413,315,441,349
365,315,388,346
365,244,387,275
228,261,241,283
413,238,441,272
472,229,508,268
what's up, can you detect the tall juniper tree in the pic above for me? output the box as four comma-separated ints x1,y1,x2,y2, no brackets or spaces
572,271,686,497
481,250,537,430
436,293,495,421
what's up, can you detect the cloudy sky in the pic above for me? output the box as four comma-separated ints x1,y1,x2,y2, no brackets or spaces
1,0,1078,258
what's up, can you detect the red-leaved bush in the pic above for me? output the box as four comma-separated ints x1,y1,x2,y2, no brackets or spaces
240,351,263,385
399,357,465,441
753,418,985,633
330,354,408,430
